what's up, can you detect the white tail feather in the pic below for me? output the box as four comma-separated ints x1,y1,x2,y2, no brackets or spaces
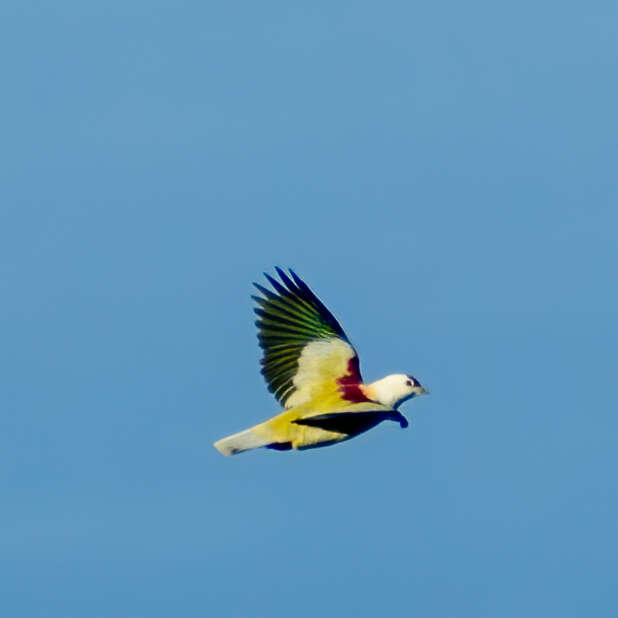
213,426,269,456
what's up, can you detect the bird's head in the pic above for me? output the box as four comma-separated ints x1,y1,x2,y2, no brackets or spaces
366,374,429,409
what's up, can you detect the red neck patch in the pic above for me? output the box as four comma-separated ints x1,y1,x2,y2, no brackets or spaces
337,356,371,403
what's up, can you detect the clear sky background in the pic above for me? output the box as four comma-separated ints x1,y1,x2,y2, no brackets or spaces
2,1,618,617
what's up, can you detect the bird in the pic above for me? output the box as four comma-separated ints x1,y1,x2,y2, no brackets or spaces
213,268,428,455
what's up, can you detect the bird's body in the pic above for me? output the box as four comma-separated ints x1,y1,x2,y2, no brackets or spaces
214,268,428,456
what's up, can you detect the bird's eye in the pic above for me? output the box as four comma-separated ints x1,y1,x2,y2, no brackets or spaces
406,380,412,387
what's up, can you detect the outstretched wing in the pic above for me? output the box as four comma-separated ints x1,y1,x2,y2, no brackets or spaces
253,268,369,409
293,410,409,433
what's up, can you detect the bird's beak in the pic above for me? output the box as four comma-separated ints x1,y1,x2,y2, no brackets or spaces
420,386,429,395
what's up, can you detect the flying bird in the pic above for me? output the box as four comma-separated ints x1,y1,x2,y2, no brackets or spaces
214,268,428,455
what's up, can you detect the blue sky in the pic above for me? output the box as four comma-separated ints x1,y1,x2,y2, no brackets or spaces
2,1,618,616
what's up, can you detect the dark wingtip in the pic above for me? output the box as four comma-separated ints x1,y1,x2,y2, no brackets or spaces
253,283,276,300
263,272,288,296
274,266,298,293
288,268,305,288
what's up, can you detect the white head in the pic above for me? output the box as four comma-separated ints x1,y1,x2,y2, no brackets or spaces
366,374,429,409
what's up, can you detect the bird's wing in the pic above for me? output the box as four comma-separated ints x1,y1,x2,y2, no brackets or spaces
253,268,371,409
293,410,408,433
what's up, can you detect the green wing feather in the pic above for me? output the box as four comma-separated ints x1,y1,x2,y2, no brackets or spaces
253,268,354,406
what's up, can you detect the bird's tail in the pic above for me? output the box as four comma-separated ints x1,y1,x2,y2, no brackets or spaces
213,425,271,456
